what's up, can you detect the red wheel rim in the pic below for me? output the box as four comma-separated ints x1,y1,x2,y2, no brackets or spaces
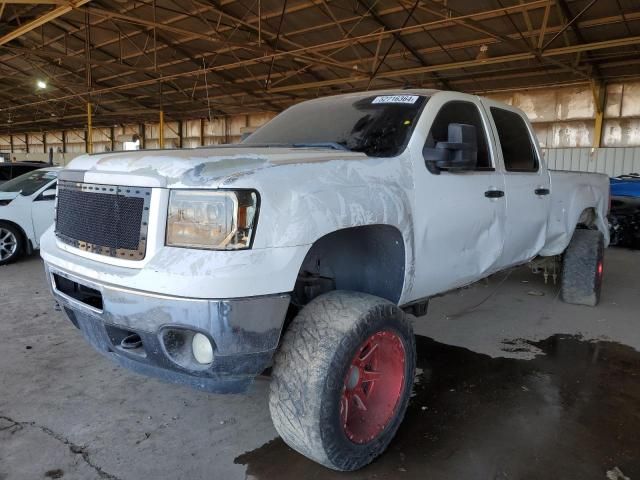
340,330,406,444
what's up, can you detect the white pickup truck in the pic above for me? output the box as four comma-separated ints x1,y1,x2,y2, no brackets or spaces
41,89,610,471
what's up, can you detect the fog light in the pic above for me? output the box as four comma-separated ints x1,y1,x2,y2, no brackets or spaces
192,333,214,364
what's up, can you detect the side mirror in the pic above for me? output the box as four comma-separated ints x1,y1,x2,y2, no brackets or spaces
424,123,478,174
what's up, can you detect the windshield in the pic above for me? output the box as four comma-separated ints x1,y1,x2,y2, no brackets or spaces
244,94,428,157
0,169,57,196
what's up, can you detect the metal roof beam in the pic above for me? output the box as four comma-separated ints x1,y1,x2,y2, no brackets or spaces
0,0,90,47
0,0,556,90
2,8,638,105
3,33,638,115
552,0,603,79
357,0,451,89
416,0,589,80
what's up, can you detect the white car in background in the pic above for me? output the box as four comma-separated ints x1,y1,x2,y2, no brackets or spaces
0,167,60,265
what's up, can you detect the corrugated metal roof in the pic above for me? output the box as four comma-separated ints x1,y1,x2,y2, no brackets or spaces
0,0,639,130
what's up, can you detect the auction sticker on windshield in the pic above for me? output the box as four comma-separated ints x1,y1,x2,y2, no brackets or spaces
372,95,419,104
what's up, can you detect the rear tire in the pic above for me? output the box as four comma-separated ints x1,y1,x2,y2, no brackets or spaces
0,223,23,266
269,291,415,471
560,229,604,306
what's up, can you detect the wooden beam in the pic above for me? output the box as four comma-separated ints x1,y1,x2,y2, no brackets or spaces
86,101,92,154
544,0,598,51
2,33,639,115
593,109,603,149
3,0,67,3
3,2,635,99
267,35,640,93
159,110,164,149
0,0,91,47
11,0,549,88
591,80,606,149
538,0,552,50
139,123,145,149
1,45,160,75
85,6,257,53
519,0,537,48
553,0,603,79
417,0,587,80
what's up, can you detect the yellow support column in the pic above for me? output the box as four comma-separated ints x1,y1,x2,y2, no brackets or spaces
86,102,93,154
593,109,604,149
591,81,605,150
159,110,165,149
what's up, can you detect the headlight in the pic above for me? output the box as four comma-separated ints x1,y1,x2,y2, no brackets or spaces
166,190,258,250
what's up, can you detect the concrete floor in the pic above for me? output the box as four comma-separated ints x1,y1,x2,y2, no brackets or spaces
1,249,639,480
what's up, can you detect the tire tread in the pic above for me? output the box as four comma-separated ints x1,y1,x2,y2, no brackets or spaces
269,291,415,470
560,229,604,306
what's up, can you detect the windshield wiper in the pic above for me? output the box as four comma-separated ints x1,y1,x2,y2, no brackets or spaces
291,142,350,151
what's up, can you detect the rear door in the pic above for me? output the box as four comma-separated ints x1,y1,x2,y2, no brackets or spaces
482,101,551,267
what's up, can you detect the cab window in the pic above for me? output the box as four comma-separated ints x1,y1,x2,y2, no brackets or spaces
490,107,539,172
424,101,493,170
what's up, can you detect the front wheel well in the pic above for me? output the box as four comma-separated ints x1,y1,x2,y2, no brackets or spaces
292,225,406,307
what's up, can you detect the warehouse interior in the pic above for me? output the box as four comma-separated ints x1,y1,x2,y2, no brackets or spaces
1,1,640,478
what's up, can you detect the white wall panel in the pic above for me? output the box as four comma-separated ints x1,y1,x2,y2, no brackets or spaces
543,147,640,177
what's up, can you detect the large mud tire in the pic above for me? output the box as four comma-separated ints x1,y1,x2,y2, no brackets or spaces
560,229,605,306
269,290,415,471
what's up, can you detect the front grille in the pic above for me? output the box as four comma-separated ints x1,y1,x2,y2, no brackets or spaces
55,181,151,260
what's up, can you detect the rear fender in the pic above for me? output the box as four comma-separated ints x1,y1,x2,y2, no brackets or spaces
540,184,609,256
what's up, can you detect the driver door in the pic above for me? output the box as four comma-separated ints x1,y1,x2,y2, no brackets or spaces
409,94,507,301
31,180,57,246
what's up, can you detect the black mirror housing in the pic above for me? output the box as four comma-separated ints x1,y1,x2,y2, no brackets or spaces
424,123,478,174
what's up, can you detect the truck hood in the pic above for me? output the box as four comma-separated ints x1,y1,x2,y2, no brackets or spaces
65,147,369,188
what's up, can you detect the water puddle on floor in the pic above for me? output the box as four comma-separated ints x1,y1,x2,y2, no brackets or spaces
235,335,640,479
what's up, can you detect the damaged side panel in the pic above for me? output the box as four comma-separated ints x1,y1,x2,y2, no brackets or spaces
539,171,610,256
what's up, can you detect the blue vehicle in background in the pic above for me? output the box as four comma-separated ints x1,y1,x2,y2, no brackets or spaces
609,174,640,248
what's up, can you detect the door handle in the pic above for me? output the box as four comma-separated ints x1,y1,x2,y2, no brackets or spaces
535,188,550,196
484,190,505,198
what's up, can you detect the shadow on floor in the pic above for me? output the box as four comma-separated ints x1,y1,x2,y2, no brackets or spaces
236,335,640,479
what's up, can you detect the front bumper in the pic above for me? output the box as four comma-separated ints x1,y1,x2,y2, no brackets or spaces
45,263,290,393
